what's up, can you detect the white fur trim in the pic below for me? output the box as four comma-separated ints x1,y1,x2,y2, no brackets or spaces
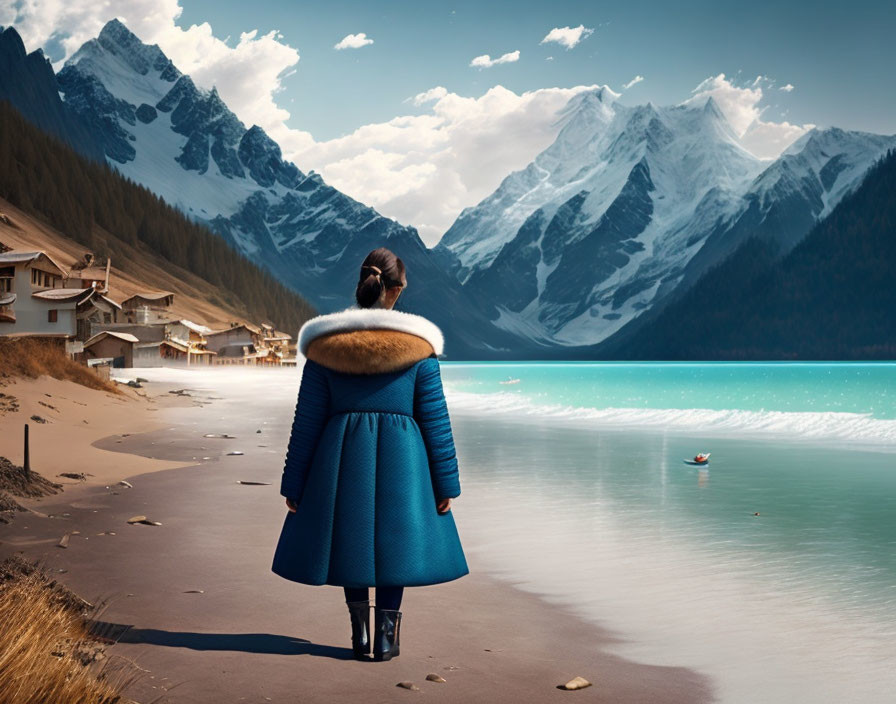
298,306,444,356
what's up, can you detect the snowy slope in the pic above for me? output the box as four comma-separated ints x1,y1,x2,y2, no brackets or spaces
679,126,896,288
439,91,765,346
438,86,896,349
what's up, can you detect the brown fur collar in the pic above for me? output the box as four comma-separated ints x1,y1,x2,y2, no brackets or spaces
305,329,435,374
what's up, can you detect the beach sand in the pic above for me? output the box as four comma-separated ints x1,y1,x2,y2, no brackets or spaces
0,374,200,487
0,372,713,703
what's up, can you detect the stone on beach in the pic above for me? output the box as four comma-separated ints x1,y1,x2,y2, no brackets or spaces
396,682,420,691
119,481,133,488
227,451,244,456
237,480,271,486
127,515,161,526
57,532,70,548
205,433,235,439
558,676,592,690
425,673,446,682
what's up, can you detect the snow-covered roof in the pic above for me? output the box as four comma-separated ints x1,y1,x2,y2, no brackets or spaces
0,250,68,276
85,331,140,345
177,319,212,335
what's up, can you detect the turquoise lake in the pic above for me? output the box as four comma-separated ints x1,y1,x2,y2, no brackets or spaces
440,361,896,445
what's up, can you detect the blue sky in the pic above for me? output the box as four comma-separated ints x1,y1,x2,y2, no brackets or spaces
174,0,896,140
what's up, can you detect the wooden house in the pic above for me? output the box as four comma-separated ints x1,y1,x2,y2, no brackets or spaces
83,330,139,368
133,339,189,366
121,292,175,324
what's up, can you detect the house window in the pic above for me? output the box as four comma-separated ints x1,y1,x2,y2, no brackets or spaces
48,309,58,323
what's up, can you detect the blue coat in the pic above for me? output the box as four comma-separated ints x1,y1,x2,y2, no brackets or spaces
271,307,469,588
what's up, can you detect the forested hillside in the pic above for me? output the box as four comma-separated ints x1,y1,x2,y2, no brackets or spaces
605,149,896,359
0,100,315,332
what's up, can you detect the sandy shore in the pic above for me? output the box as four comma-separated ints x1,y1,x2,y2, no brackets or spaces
0,371,713,703
0,374,200,488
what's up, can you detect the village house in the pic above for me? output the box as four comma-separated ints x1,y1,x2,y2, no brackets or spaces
133,339,190,366
166,319,217,365
205,322,266,365
121,292,175,324
0,250,121,353
83,330,139,368
88,319,218,367
263,326,293,365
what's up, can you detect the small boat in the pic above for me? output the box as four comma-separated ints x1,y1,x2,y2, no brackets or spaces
499,377,520,385
683,452,711,466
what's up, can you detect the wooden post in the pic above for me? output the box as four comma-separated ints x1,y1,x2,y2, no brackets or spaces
23,422,30,479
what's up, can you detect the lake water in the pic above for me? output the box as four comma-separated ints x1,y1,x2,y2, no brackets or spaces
123,362,896,703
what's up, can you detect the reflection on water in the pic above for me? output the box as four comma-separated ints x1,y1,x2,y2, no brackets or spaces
450,415,896,704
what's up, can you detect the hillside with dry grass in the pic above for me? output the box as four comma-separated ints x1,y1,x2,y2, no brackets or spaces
0,337,118,393
0,198,289,332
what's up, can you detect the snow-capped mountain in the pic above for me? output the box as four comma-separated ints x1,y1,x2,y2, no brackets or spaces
54,19,519,357
436,89,766,346
436,88,896,348
681,126,896,286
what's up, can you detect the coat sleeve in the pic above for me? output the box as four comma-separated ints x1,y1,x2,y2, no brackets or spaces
413,355,461,501
280,359,330,503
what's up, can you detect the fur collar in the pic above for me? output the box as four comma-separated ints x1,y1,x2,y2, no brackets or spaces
298,306,444,375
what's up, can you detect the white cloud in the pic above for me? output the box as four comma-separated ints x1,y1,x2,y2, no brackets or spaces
291,84,600,245
540,25,593,49
622,75,644,90
410,86,449,106
779,83,794,92
683,73,811,159
6,0,312,153
334,33,373,50
470,50,520,68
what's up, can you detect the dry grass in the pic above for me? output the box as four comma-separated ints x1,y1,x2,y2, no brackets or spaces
0,557,138,704
0,338,118,393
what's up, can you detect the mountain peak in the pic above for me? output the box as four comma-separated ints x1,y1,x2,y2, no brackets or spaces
0,25,27,59
98,18,139,48
703,96,724,118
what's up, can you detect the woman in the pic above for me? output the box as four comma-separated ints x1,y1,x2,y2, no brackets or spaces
271,247,469,662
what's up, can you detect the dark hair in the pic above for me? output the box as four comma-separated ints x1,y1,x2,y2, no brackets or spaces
355,247,407,308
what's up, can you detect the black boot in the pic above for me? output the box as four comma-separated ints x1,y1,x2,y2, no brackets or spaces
372,608,401,661
346,600,371,659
